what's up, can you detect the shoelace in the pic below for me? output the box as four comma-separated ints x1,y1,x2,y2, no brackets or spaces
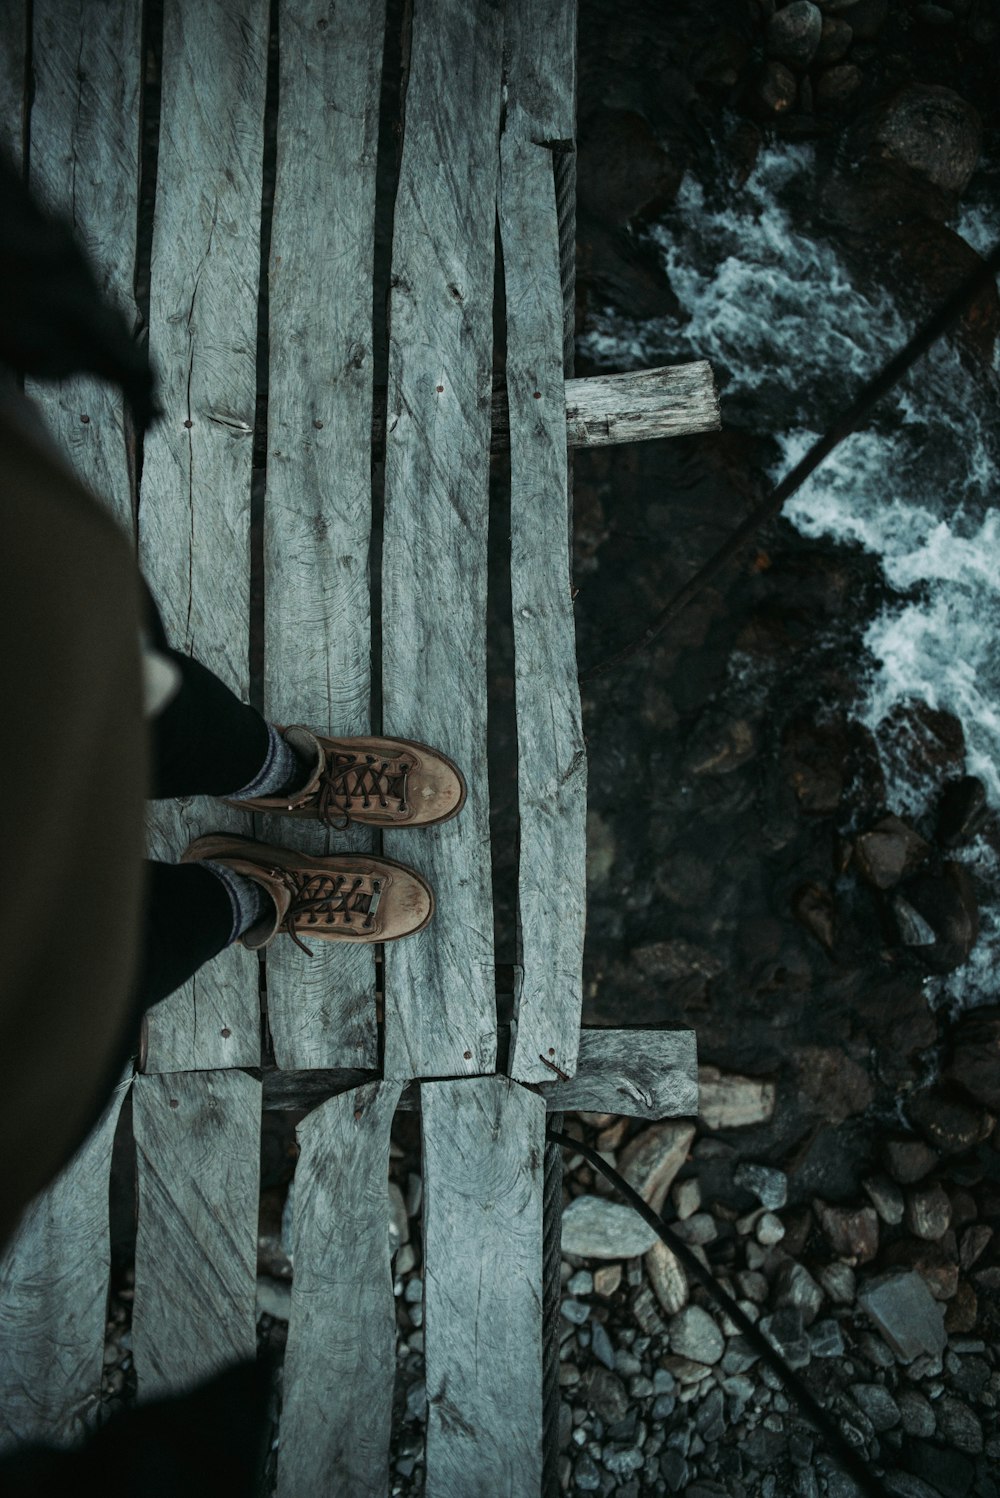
311,751,412,831
268,866,383,955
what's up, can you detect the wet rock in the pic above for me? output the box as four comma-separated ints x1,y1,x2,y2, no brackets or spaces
890,219,1000,365
945,1007,1000,1110
815,15,852,61
577,107,683,228
561,1195,660,1258
934,1395,983,1455
814,1201,879,1262
733,1163,788,1211
944,1280,978,1335
906,1083,994,1156
900,862,979,974
756,59,798,115
905,1184,952,1242
593,1262,621,1297
582,1365,630,1424
773,1262,824,1325
936,775,989,848
893,896,938,948
685,708,758,777
882,700,966,782
882,1136,939,1185
791,882,837,954
782,714,848,815
857,1270,947,1361
817,1261,855,1304
872,85,981,197
756,1211,785,1246
897,1388,936,1438
862,1174,905,1226
617,1119,696,1214
791,1046,874,1126
815,64,863,110
668,1305,725,1365
854,815,930,890
766,1,823,66
698,1067,777,1130
959,1225,993,1271
810,1317,845,1358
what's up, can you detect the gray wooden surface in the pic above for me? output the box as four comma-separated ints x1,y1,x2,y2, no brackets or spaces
19,0,142,536
139,0,269,1072
564,363,720,445
0,0,26,167
277,1080,403,1498
132,1070,260,1400
532,1028,699,1116
422,1077,546,1498
0,1072,130,1451
501,0,587,1088
257,0,386,1073
380,0,504,1080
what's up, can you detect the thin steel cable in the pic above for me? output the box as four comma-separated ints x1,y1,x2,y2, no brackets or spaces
541,143,577,1498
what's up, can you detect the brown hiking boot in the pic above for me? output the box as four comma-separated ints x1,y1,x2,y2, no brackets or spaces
222,726,467,832
181,832,434,953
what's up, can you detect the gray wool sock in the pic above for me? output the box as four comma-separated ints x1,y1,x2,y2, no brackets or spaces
227,723,314,801
201,861,273,946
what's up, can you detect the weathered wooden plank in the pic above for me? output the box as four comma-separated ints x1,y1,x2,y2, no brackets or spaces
257,0,385,1072
502,0,576,145
530,1027,699,1116
380,0,504,1079
21,0,142,535
0,1070,130,1452
139,0,269,1072
500,17,587,1088
422,1077,545,1497
276,1079,402,1498
371,363,720,456
0,1,27,169
565,363,720,445
132,1069,260,1399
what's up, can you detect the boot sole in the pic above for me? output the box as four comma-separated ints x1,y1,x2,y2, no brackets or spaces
182,832,435,943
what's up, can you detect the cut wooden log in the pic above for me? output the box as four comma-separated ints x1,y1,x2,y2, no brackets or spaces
422,1077,546,1496
138,0,270,1071
276,1080,402,1498
500,0,587,1087
370,362,721,457
260,1026,698,1119
132,1070,260,1399
0,1071,130,1452
380,0,503,1080
258,0,386,1073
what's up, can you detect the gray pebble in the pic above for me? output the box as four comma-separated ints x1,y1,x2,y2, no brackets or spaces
809,1318,845,1358
897,1388,936,1437
935,1394,983,1454
668,1305,724,1365
590,1320,616,1371
651,1392,676,1420
574,1453,601,1491
568,1270,594,1297
603,1445,644,1477
850,1383,900,1431
561,1298,590,1325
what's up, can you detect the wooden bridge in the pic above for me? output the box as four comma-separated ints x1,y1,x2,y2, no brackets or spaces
0,0,716,1492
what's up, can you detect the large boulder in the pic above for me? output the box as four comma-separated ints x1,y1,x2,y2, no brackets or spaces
871,85,981,198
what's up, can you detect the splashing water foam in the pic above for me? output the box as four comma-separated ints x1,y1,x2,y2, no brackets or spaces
579,141,1000,1009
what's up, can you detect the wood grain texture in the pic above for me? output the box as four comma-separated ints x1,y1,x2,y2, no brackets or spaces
0,1070,129,1452
258,0,386,1072
138,0,270,1071
22,0,142,535
500,6,586,1088
276,1079,403,1498
564,363,720,445
132,1069,260,1400
380,0,504,1080
422,1077,545,1498
0,0,27,169
530,1028,699,1116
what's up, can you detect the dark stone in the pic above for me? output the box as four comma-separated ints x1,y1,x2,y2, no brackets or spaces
815,1200,879,1261
881,700,967,782
845,0,889,39
881,1136,939,1185
936,776,989,849
756,59,799,115
684,712,758,776
900,862,979,974
783,1118,875,1203
906,1083,995,1156
889,219,1000,366
872,85,981,196
766,1,823,67
577,108,683,228
902,1438,975,1498
893,896,938,947
945,1007,1000,1110
881,1238,960,1301
790,1046,875,1126
815,15,853,61
581,1366,629,1424
815,64,863,110
792,882,837,954
854,815,930,890
782,714,848,816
